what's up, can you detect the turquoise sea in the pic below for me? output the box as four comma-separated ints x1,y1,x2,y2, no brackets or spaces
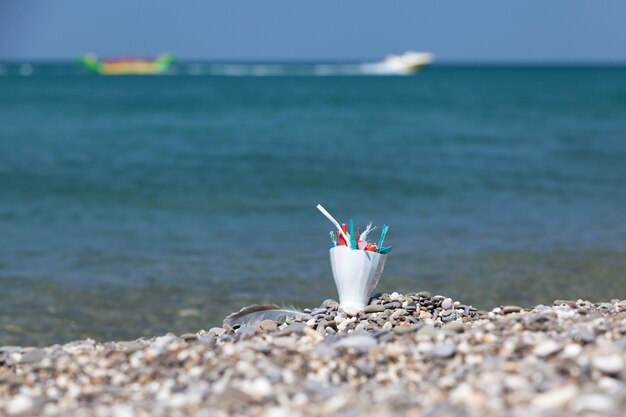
1,63,625,346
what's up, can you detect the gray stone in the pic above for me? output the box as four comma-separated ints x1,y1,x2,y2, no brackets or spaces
390,309,407,319
417,325,438,337
364,304,385,313
310,308,327,316
275,322,306,337
336,335,377,352
393,324,423,334
442,321,464,333
355,358,375,376
197,335,216,345
433,342,456,358
237,326,258,337
18,349,46,364
568,325,595,343
383,301,402,309
441,298,453,310
313,343,337,358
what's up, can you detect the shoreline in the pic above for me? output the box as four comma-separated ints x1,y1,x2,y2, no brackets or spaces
1,294,625,417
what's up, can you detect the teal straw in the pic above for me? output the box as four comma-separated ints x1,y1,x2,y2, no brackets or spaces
349,219,357,250
377,225,388,253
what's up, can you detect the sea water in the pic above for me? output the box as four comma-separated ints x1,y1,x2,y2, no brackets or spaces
1,64,625,345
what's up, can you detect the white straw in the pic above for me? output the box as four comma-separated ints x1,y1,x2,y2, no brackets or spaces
316,204,351,249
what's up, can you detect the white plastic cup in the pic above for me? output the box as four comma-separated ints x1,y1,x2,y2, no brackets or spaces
329,246,388,311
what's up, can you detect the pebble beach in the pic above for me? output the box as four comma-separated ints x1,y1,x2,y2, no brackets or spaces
1,293,625,417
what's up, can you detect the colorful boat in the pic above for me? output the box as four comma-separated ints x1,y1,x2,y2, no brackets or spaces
79,53,173,75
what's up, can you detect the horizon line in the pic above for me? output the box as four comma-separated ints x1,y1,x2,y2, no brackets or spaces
2,58,626,66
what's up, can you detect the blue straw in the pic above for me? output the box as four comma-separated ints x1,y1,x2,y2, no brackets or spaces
377,225,388,253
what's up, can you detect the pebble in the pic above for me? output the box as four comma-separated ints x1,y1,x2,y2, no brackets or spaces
442,321,464,333
393,324,422,334
502,305,522,314
364,304,385,313
6,394,37,416
441,298,453,310
208,327,226,337
336,335,377,352
433,342,456,358
591,354,624,374
441,312,457,323
258,320,278,332
180,333,197,342
275,323,306,337
310,308,327,316
417,325,438,338
240,377,273,400
534,340,562,357
572,394,615,413
237,326,258,337
568,325,595,343
532,385,578,410
342,307,359,317
554,299,578,308
382,301,402,309
18,349,46,364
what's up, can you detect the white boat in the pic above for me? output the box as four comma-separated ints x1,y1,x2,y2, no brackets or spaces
361,51,434,75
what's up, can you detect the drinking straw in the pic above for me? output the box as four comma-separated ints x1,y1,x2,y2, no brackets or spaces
329,231,337,246
377,225,389,253
359,222,376,242
317,204,351,249
349,219,357,250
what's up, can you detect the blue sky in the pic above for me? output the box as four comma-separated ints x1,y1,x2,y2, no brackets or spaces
1,0,625,62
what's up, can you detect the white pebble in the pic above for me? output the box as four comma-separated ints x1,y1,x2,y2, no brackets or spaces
572,394,615,413
240,377,273,400
6,395,35,416
561,343,582,358
592,354,624,374
531,385,577,410
534,340,561,357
